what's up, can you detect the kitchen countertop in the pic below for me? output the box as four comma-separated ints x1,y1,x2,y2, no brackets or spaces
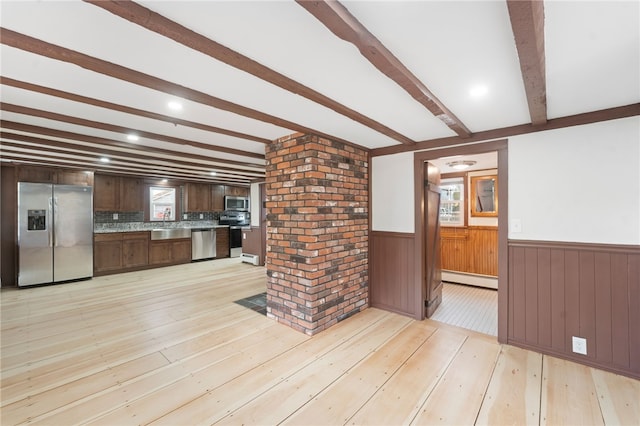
94,221,229,234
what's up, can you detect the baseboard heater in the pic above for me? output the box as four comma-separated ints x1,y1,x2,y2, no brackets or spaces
241,253,260,266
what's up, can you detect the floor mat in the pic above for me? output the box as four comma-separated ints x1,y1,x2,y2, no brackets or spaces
234,292,267,316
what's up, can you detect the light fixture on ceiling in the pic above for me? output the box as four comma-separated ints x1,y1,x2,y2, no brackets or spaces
210,171,217,176
446,160,476,170
127,134,139,142
99,157,110,163
161,178,168,183
469,85,489,98
167,101,183,111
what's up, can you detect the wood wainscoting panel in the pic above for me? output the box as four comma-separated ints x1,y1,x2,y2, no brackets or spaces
370,231,415,317
441,226,498,277
508,240,640,380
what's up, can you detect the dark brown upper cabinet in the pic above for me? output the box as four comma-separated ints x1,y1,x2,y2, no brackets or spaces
211,184,225,211
94,174,144,211
184,183,212,212
225,185,249,197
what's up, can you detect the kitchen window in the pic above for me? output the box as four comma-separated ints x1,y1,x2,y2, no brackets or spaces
150,186,176,222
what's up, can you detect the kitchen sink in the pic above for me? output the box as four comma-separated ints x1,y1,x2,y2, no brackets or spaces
151,228,192,240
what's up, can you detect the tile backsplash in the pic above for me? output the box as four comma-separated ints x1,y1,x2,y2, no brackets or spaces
94,211,221,224
94,211,144,223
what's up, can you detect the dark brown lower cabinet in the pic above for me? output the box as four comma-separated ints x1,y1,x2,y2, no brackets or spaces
95,232,192,276
95,232,150,275
94,234,123,274
122,232,149,268
149,239,191,265
216,227,230,258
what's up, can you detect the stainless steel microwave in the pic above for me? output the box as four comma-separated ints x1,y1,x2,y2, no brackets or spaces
224,196,249,211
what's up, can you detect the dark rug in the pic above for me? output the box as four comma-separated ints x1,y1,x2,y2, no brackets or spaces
234,292,267,316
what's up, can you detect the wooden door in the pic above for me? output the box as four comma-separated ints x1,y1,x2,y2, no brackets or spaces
424,162,443,317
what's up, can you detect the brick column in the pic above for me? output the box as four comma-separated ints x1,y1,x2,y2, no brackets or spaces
265,134,368,335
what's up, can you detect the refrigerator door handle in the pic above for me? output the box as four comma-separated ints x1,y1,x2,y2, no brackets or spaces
49,197,54,247
52,197,58,247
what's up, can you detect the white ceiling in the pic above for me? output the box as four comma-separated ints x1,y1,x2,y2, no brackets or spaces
1,0,638,184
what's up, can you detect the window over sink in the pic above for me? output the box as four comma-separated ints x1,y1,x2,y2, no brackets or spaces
149,186,176,222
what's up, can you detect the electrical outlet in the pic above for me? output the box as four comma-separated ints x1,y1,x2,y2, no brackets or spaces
199,213,204,219
112,213,118,220
183,214,187,220
572,336,587,355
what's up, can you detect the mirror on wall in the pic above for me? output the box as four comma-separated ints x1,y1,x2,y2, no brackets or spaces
470,175,498,217
149,186,176,222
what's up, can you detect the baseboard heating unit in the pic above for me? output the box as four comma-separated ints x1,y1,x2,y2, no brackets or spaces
241,253,260,266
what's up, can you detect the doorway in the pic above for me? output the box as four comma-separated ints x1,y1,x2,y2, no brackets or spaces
413,139,508,342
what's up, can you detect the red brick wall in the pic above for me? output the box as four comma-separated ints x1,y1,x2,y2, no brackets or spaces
265,134,369,335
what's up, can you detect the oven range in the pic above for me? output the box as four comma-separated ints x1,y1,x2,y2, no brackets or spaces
219,210,249,258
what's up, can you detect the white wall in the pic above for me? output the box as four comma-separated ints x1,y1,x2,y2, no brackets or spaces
371,116,640,245
371,151,414,233
509,117,639,244
250,182,262,227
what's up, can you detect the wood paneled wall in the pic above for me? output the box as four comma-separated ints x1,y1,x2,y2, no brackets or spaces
370,231,416,317
441,226,498,276
508,240,640,379
1,166,17,287
241,226,264,266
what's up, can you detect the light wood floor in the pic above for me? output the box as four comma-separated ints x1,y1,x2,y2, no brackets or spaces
1,259,638,425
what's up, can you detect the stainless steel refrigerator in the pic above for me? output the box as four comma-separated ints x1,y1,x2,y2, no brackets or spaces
18,182,94,287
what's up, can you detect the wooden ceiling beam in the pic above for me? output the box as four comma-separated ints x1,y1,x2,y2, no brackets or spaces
0,77,272,144
371,103,640,157
85,0,415,146
0,134,264,179
0,144,254,182
507,0,547,125
0,102,264,160
0,28,356,148
297,0,471,138
0,120,264,171
0,154,251,184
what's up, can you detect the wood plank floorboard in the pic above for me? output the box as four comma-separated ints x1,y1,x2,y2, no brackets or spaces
1,258,637,425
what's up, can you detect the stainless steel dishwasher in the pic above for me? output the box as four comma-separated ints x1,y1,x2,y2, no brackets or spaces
191,228,216,260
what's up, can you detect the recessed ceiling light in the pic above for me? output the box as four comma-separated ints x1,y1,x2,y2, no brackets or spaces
127,134,139,141
99,157,110,163
469,85,489,98
446,160,476,170
161,179,168,183
210,171,217,176
167,101,183,111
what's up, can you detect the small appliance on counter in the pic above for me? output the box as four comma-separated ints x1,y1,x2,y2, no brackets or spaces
17,182,93,287
219,210,250,258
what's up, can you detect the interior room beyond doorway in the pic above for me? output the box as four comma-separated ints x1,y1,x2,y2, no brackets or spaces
428,151,499,335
